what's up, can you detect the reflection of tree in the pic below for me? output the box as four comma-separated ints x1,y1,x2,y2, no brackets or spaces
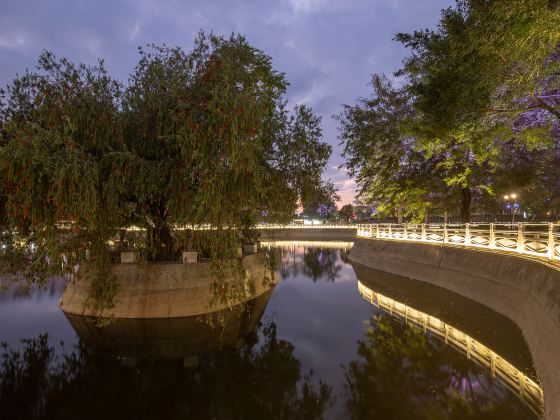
302,248,341,282
277,247,347,282
0,322,332,420
344,314,535,420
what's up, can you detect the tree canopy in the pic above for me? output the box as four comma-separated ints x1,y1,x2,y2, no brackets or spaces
0,32,334,307
339,0,560,222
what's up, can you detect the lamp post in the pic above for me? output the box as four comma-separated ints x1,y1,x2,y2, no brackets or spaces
503,193,518,224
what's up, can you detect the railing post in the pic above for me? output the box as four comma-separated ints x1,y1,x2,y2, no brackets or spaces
548,223,555,259
388,224,392,239
516,223,524,253
489,223,495,248
403,223,408,240
375,224,380,239
443,223,448,244
421,223,427,241
465,223,471,245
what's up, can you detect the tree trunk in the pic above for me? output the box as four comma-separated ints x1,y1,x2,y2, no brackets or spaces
146,201,176,261
460,187,472,223
148,222,176,261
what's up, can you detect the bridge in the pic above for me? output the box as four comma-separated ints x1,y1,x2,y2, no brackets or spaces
357,223,560,264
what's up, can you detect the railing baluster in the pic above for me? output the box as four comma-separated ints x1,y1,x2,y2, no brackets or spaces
517,223,525,252
356,221,558,265
489,223,496,248
548,223,555,259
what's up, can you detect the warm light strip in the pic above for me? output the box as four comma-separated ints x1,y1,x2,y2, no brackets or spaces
260,240,354,249
357,280,544,416
123,224,357,232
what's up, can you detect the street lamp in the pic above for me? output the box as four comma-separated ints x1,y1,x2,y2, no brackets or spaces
503,193,519,224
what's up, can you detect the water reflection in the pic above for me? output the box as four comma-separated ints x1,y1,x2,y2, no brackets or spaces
1,298,332,419
64,290,274,363
274,243,352,282
0,243,542,419
344,313,537,419
355,281,543,418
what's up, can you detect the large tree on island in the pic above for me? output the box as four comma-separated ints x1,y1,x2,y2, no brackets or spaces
0,33,334,308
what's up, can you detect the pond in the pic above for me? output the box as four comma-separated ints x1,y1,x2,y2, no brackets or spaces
0,242,541,419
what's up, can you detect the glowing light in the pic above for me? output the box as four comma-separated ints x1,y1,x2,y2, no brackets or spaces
357,280,544,416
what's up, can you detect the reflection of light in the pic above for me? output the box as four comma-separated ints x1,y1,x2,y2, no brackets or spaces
357,280,544,417
260,240,354,249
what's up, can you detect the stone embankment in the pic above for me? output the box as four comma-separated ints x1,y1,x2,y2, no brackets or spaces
350,238,560,420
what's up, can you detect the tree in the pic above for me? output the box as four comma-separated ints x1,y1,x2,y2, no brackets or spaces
338,75,449,222
339,1,560,222
339,204,354,223
393,0,560,221
0,33,334,308
302,181,339,220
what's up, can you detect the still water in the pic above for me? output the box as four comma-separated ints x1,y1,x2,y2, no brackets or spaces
0,242,540,419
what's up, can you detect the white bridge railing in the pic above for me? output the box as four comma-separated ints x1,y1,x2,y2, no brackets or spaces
358,280,544,416
357,223,560,264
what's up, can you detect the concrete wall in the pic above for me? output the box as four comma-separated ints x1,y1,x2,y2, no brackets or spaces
64,289,274,361
258,228,356,241
350,238,560,419
60,253,275,319
351,263,536,376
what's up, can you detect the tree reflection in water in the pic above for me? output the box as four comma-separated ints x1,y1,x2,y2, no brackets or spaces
0,321,332,420
278,246,351,282
344,314,536,420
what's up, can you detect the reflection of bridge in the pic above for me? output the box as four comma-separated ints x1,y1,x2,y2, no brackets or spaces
357,280,544,417
357,223,560,264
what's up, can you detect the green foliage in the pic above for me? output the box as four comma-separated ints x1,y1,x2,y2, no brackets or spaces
338,75,447,221
339,1,560,222
338,204,354,222
0,32,334,307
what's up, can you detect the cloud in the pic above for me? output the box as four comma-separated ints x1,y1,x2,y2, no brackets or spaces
288,0,330,15
0,0,453,205
0,33,28,50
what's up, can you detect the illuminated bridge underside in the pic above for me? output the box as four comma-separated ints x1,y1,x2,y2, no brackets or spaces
357,280,544,417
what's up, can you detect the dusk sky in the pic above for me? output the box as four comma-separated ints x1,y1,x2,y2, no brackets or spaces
0,0,453,205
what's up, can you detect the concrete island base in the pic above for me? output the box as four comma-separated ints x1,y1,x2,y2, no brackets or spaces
60,253,275,319
349,238,560,420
